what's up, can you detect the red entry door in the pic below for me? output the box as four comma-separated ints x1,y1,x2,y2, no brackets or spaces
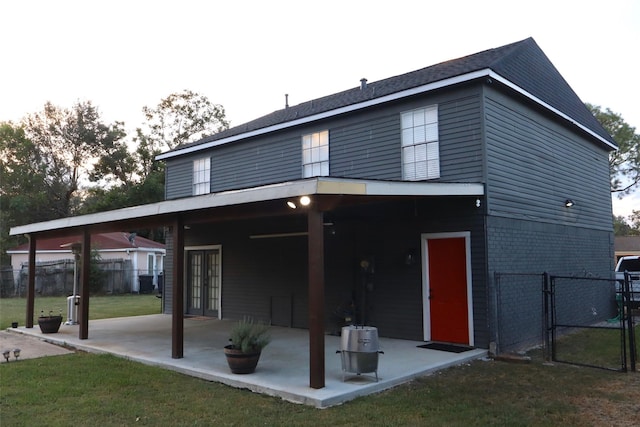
426,236,469,344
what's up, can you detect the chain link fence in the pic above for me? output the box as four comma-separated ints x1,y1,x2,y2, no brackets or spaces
494,272,545,354
0,259,161,297
495,271,637,372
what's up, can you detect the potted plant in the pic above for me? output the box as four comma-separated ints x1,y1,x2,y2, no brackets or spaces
223,316,271,374
38,310,63,334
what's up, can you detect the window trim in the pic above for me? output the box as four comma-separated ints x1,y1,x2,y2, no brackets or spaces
401,105,440,181
192,157,211,195
301,130,329,178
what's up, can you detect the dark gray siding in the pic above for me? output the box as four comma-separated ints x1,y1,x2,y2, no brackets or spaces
162,198,489,346
439,94,484,182
486,216,615,352
330,114,400,179
483,87,612,231
483,86,614,352
328,87,484,183
163,85,485,199
165,156,194,200
351,199,487,344
210,135,301,193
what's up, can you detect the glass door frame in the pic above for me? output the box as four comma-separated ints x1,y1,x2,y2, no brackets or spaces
185,245,222,319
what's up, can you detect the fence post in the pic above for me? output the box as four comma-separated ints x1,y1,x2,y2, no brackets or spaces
549,273,558,362
543,272,551,362
493,271,500,355
624,272,636,371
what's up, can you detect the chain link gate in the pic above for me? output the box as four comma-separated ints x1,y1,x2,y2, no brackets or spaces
547,273,637,372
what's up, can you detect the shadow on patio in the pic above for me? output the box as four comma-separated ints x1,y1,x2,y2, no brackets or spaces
15,314,487,407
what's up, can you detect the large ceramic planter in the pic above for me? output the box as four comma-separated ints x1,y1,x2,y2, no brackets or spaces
223,345,262,374
38,315,63,334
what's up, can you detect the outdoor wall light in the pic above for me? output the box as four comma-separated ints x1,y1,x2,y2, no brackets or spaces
565,199,575,208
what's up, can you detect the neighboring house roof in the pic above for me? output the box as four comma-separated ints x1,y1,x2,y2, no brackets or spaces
7,232,165,253
157,37,615,161
615,236,640,252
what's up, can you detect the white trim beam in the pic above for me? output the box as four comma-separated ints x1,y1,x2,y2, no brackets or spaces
10,178,484,236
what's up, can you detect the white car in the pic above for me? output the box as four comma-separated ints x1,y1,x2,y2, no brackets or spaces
615,255,640,309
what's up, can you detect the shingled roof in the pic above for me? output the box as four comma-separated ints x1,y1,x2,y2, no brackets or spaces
159,37,614,160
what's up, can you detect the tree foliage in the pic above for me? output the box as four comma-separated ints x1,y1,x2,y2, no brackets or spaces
21,101,126,217
0,122,51,261
82,90,228,215
614,211,640,236
2,91,229,263
587,103,640,196
140,89,229,152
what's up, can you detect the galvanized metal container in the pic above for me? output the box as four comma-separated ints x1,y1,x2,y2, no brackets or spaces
338,326,382,381
341,325,379,353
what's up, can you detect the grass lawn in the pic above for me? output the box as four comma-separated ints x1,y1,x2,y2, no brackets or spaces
1,296,638,426
0,294,161,330
1,351,639,426
553,325,640,371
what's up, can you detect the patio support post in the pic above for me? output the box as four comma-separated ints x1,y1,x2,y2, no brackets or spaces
26,234,36,328
308,207,325,389
79,229,91,339
172,216,185,359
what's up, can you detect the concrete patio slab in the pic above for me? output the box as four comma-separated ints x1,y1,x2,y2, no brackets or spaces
11,314,487,408
1,330,73,361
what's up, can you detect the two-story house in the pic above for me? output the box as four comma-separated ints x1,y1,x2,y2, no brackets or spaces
10,37,616,389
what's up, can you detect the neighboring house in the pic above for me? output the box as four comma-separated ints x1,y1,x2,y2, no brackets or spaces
9,37,616,388
615,236,640,261
7,232,165,293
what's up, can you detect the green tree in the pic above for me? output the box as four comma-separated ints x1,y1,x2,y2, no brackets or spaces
613,215,634,236
629,210,640,234
83,90,229,215
22,101,126,217
88,121,132,187
587,103,640,196
140,89,229,152
0,122,51,264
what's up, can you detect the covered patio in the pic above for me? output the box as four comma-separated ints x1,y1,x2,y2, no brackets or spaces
10,177,486,393
14,314,487,408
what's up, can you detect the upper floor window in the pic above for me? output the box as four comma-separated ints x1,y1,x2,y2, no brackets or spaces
401,105,439,180
302,130,329,177
193,157,210,195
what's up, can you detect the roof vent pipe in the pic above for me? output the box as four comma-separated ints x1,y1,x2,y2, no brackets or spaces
285,94,289,108
360,78,367,90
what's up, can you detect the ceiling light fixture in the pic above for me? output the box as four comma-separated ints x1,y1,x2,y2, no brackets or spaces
286,196,311,209
565,199,575,208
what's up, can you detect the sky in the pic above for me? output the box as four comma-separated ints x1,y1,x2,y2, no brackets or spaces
1,0,639,217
